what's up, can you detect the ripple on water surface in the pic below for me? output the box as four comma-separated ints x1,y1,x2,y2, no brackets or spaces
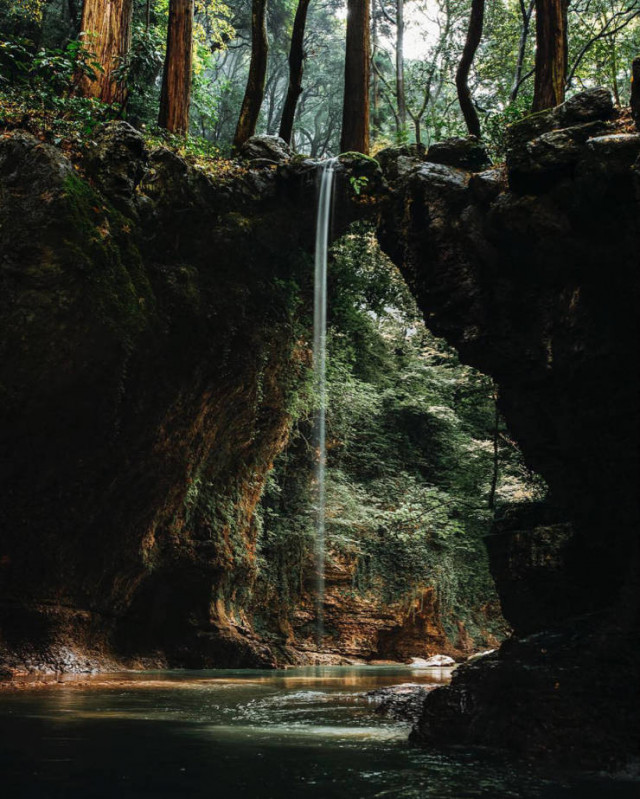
0,665,637,799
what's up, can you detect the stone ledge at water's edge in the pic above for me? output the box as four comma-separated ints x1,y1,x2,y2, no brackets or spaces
377,88,640,770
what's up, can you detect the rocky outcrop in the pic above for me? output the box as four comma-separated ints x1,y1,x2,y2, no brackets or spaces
367,683,439,723
379,89,640,768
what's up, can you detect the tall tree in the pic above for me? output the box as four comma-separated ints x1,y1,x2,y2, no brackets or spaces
279,0,311,144
456,0,484,138
396,0,406,133
77,0,133,104
341,0,371,153
510,0,535,102
158,0,194,134
533,0,569,110
234,0,269,150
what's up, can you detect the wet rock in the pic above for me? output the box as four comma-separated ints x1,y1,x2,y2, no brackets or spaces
239,134,293,163
409,655,456,668
466,649,496,662
426,136,491,171
366,683,438,723
411,622,640,770
556,87,615,127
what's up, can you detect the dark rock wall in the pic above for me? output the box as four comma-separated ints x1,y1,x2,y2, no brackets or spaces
379,91,640,629
0,125,320,672
378,90,640,767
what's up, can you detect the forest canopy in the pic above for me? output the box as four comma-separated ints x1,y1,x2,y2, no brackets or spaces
1,0,639,156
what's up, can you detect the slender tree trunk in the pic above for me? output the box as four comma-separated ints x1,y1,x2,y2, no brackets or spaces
341,0,371,154
412,114,421,145
510,0,535,102
371,11,382,129
78,0,133,104
158,0,194,134
396,0,406,133
234,0,269,150
455,0,484,138
631,56,640,128
533,0,569,111
279,0,311,144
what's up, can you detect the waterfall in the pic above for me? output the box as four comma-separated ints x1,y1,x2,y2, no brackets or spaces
313,158,338,649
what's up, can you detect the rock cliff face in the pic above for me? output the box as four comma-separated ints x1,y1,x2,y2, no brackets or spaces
378,89,640,768
0,124,324,673
0,124,446,677
258,554,500,665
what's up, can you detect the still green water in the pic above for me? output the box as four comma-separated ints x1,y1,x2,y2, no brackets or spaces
0,665,636,798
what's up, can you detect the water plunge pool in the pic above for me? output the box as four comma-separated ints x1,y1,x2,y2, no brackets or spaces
0,665,636,798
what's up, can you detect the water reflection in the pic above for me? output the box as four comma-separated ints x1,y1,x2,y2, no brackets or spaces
0,665,636,799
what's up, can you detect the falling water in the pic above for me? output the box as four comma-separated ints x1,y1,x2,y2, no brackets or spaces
313,158,338,648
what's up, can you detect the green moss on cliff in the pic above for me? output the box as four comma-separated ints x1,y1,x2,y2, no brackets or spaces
60,172,155,347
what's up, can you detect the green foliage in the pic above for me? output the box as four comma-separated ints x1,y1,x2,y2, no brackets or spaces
2,0,640,154
348,175,369,195
256,225,542,634
483,96,533,160
0,35,109,136
113,23,164,126
0,35,102,92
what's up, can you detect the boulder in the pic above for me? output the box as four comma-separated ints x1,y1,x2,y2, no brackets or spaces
238,135,293,163
366,683,438,723
469,168,505,205
84,121,148,215
506,87,614,150
584,133,640,165
426,136,491,171
409,654,456,668
506,121,611,193
376,144,425,181
466,649,496,662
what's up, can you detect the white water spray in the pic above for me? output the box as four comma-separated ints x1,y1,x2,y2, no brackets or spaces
313,158,338,648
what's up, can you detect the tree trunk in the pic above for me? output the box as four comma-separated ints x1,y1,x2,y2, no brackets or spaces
631,56,640,128
371,11,382,130
78,0,133,104
158,0,194,135
234,0,269,150
533,0,569,111
510,0,535,102
340,0,371,154
279,0,311,144
396,0,406,133
455,0,484,138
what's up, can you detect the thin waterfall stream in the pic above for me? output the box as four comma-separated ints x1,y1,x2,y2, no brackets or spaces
313,158,338,648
